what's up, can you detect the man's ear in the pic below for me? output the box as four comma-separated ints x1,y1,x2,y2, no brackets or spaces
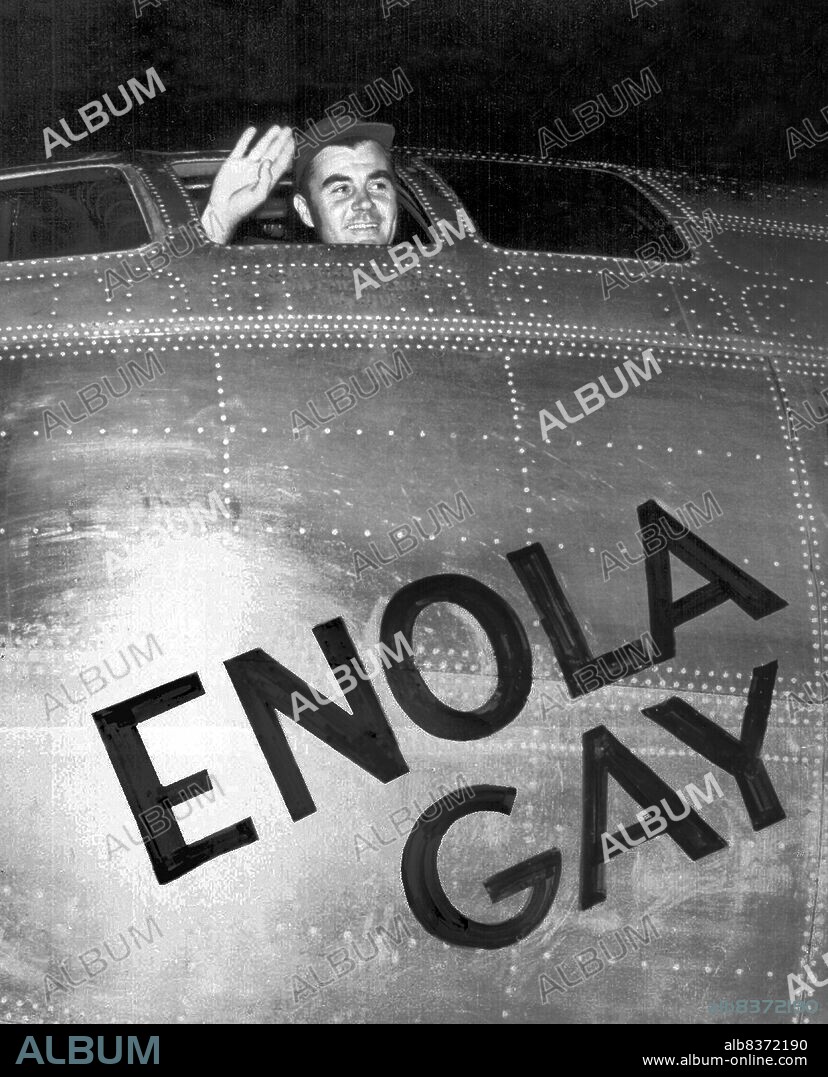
293,192,314,229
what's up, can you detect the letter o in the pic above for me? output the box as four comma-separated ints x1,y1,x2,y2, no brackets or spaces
379,573,532,740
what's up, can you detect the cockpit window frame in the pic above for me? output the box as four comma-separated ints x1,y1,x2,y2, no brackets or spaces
0,163,157,267
417,156,694,263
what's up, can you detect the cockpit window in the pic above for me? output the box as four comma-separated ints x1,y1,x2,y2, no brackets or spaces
172,159,433,247
0,167,150,262
421,157,691,259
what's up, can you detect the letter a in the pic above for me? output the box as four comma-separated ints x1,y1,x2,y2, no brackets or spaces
601,549,627,582
787,126,815,159
291,409,317,439
354,267,381,299
601,832,629,862
538,126,568,159
636,500,787,660
43,408,70,439
43,127,71,159
788,408,815,434
16,1037,45,1064
539,408,567,440
581,725,726,909
787,972,814,1003
600,268,628,300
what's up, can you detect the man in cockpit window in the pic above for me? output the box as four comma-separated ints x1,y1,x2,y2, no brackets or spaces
200,119,398,246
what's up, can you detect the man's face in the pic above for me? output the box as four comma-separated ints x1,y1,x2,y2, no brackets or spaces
293,140,398,245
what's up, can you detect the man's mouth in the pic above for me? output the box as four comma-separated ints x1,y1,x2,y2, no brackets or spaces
347,220,381,233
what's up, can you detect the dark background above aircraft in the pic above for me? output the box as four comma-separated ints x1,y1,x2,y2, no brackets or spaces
0,0,825,180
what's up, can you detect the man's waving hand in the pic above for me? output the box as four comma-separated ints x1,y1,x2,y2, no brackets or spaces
201,125,295,244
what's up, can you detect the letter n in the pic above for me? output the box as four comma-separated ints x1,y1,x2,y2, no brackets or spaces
224,619,409,822
580,726,726,910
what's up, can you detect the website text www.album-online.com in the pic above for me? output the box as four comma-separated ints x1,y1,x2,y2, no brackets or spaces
642,1040,808,1066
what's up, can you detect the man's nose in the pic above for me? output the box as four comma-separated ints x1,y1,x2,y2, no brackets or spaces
351,188,375,211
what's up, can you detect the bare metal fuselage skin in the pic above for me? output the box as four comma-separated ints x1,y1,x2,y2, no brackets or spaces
0,149,825,1023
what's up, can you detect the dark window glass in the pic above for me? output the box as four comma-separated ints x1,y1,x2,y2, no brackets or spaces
422,158,690,259
0,168,150,262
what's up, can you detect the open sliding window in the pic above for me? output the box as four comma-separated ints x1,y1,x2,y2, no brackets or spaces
172,157,435,247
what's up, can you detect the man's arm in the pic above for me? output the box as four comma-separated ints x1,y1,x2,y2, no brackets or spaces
201,125,296,245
